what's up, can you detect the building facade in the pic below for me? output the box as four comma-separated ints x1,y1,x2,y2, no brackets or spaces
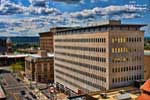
144,51,150,80
0,54,26,67
39,32,54,53
54,20,145,94
25,50,54,83
25,32,54,83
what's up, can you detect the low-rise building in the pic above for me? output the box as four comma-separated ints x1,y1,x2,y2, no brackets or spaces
25,50,54,83
137,79,150,100
0,54,26,67
25,31,54,83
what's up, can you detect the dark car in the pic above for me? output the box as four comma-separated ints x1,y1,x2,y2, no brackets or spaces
29,92,37,99
25,96,32,100
16,78,21,82
20,90,26,95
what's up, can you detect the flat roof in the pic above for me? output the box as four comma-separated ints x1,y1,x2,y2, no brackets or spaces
39,31,53,35
87,86,140,100
55,20,146,33
0,54,28,58
27,53,54,58
144,50,150,56
0,53,54,58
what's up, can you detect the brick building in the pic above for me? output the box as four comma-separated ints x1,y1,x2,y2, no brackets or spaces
39,32,54,53
144,51,150,80
25,50,54,83
25,32,54,83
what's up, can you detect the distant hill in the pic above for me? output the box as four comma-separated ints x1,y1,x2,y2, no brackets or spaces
0,37,39,45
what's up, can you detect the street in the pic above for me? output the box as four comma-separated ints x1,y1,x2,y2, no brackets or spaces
0,72,37,100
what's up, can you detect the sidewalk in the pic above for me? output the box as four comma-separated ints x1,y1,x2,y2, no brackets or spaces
23,77,49,100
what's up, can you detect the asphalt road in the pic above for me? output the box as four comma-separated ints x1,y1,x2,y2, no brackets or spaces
0,73,37,100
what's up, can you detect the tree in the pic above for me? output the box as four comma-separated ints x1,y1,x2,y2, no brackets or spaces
11,62,24,73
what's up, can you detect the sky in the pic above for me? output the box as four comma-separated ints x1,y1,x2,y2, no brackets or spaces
0,0,149,37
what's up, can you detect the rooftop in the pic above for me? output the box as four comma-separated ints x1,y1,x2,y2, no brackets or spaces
54,20,146,33
140,80,150,92
28,53,54,58
0,54,28,58
137,79,150,100
86,86,140,100
144,50,150,56
39,31,53,36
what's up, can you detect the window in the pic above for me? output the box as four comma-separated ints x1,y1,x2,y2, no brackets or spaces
112,78,115,83
118,38,121,43
118,48,120,53
112,48,115,53
112,38,115,43
120,38,123,43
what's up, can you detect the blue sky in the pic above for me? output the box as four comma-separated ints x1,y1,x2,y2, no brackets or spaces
0,0,149,37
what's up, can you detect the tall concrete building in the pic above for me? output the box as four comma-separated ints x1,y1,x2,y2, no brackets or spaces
54,20,145,94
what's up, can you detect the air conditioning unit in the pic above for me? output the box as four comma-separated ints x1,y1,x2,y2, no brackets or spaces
100,93,107,99
119,90,126,94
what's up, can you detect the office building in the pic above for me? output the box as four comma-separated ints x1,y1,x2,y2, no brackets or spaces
54,20,145,94
39,32,54,53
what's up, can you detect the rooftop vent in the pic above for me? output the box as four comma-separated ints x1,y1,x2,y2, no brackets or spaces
100,93,107,99
119,90,126,94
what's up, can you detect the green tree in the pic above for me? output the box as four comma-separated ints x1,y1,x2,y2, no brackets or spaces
11,63,24,73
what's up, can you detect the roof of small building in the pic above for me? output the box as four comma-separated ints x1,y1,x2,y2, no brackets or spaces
0,54,28,58
136,93,150,100
27,53,54,58
144,50,150,56
140,80,150,92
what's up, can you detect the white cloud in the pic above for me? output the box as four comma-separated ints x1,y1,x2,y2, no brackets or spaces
91,0,108,3
52,0,82,4
0,3,148,36
70,5,146,20
0,0,60,15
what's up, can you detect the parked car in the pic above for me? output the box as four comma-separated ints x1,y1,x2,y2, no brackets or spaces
29,92,37,99
20,90,26,95
25,96,32,100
